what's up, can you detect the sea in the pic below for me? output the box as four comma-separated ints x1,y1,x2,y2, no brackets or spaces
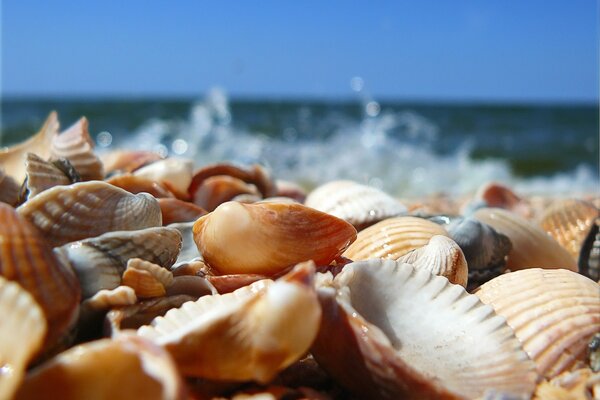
1,89,598,197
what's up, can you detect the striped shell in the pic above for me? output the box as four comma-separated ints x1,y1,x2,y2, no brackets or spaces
305,180,407,230
343,216,449,261
127,258,174,288
0,276,47,400
133,158,194,196
0,168,20,206
17,181,162,247
311,260,537,399
193,201,357,275
474,208,577,271
24,153,74,198
475,268,600,378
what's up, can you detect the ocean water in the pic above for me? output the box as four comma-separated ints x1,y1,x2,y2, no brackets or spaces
1,90,598,197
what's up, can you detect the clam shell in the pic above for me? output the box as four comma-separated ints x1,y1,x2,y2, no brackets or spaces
189,162,276,199
343,216,449,261
0,203,80,349
158,198,207,225
193,201,357,275
311,259,537,399
24,152,72,198
134,158,194,196
538,199,599,261
475,268,600,378
17,181,162,247
0,276,47,400
127,258,174,288
0,112,59,183
15,336,186,400
474,208,577,271
50,117,104,181
122,267,167,298
192,175,260,211
396,235,468,287
579,218,600,282
101,150,163,175
0,168,20,206
305,180,407,230
56,227,182,298
107,174,175,198
137,262,322,383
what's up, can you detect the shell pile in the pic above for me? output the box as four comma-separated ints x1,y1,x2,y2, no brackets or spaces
0,114,598,399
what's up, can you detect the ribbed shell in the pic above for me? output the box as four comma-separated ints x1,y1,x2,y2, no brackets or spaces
158,198,207,225
343,216,449,261
192,175,259,211
0,203,80,348
133,158,194,196
305,180,407,230
0,277,47,400
24,153,72,198
475,268,600,379
311,260,537,399
538,199,599,261
396,235,468,287
122,267,167,298
17,181,162,247
83,286,137,311
50,117,104,181
193,201,357,275
474,208,577,271
0,168,20,206
127,258,174,288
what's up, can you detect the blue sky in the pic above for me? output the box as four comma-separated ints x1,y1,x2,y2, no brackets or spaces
1,0,598,102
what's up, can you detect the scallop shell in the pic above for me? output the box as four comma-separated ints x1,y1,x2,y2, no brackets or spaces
0,203,80,349
189,162,276,199
579,218,600,283
0,276,47,400
24,153,73,198
101,150,164,175
0,112,59,183
0,168,20,206
475,268,600,378
396,235,468,287
122,267,167,298
193,201,357,275
158,198,207,225
107,174,175,198
134,158,194,196
311,259,537,399
17,181,162,247
192,175,260,211
15,336,186,400
137,262,322,383
305,180,407,230
474,208,577,271
538,199,599,261
56,227,182,298
343,216,449,261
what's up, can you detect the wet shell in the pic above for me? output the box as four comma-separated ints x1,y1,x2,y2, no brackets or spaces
158,198,207,225
0,168,20,206
15,335,186,400
579,218,600,281
396,235,468,287
538,199,599,261
137,262,322,383
122,267,167,298
0,277,47,400
343,216,449,261
56,227,182,298
50,117,104,181
193,201,357,275
475,268,600,378
24,153,72,198
311,260,537,399
17,181,162,247
474,208,577,271
107,174,175,198
134,158,194,196
0,203,80,349
189,162,276,199
192,175,260,211
305,180,407,230
0,112,59,183
101,150,164,175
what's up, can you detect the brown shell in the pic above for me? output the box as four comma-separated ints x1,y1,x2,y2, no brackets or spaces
101,150,164,174
17,181,162,247
107,174,175,198
193,201,357,275
0,203,80,349
189,162,276,200
468,181,532,219
192,175,260,211
274,179,307,203
343,216,449,261
0,168,20,206
127,258,174,288
133,158,194,196
50,117,104,181
475,268,600,378
122,267,167,298
24,153,72,198
165,275,217,297
158,198,207,225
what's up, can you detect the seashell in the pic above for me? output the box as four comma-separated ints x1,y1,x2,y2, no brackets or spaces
15,335,186,400
170,258,209,277
579,218,600,281
463,181,532,219
165,275,218,297
474,207,577,271
0,168,20,206
0,276,47,400
401,193,463,216
343,216,449,261
56,227,182,299
192,175,260,211
50,117,104,181
122,268,166,298
193,201,357,275
0,203,80,349
275,179,307,203
305,180,407,230
83,286,138,312
101,150,164,175
311,259,537,399
107,174,175,198
189,162,276,199
230,193,263,204
475,268,600,378
538,199,599,261
24,153,73,198
17,181,162,247
533,368,599,400
446,217,512,289
589,333,600,372
137,262,322,383
206,273,270,294
127,258,174,288
168,222,202,263
0,112,59,183
396,235,468,287
134,158,194,197
158,198,207,225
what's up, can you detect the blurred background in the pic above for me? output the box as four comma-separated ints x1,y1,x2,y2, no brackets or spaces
1,0,598,196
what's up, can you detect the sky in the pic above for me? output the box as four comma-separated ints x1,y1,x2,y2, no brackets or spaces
1,0,598,102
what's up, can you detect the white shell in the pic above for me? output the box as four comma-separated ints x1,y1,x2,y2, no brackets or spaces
134,158,194,195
